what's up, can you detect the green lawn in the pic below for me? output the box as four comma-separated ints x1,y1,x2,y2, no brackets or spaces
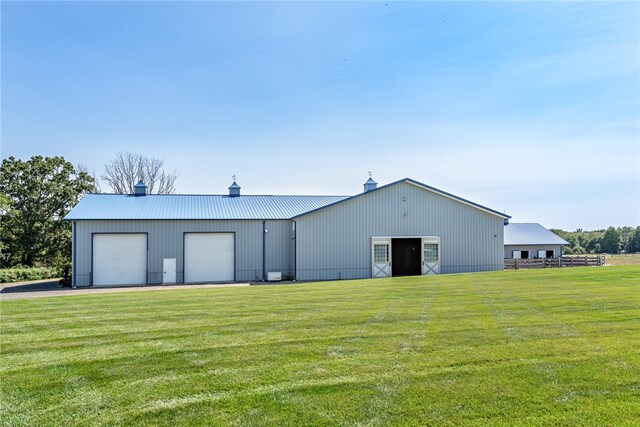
1,267,639,426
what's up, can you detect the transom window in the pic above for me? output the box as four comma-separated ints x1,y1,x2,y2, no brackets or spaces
424,243,439,263
374,244,389,263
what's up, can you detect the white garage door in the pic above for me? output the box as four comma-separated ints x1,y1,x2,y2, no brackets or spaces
184,233,234,283
93,234,147,286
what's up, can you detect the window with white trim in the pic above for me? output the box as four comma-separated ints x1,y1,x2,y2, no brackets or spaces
424,243,439,263
373,244,389,263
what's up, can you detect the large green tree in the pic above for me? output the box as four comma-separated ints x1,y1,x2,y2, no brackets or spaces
601,226,621,254
626,226,640,253
0,156,94,267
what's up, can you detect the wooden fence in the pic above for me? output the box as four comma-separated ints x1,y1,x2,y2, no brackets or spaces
504,256,605,270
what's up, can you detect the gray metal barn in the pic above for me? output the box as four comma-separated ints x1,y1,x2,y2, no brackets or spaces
65,177,511,286
504,223,569,259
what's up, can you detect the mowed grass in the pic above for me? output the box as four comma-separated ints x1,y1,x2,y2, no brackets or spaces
1,267,639,426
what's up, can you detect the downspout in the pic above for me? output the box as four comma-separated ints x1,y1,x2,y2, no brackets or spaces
262,220,266,281
292,220,297,280
72,221,76,288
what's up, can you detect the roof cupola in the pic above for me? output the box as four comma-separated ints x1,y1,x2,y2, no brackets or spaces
134,180,147,197
228,175,241,197
363,172,377,192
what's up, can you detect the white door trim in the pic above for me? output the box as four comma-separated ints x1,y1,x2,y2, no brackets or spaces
372,236,442,277
421,237,441,275
371,238,392,278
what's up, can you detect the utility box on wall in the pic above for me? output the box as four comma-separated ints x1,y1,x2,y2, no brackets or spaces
267,272,282,282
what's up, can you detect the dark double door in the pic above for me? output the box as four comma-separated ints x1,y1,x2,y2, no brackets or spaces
391,238,422,277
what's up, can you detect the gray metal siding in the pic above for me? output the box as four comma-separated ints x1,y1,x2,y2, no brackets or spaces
264,220,294,279
504,245,564,259
295,181,505,280
74,220,291,286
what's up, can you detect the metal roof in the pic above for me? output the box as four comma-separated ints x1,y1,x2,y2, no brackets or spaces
504,223,569,246
65,178,510,221
65,194,349,220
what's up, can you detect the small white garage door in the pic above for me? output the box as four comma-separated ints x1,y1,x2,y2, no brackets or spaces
93,234,147,286
184,233,234,283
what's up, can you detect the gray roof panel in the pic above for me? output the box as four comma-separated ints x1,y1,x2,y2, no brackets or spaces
66,178,511,221
504,223,569,246
65,194,349,220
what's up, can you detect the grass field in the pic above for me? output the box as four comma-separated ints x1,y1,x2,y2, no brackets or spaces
562,254,640,267
606,254,640,266
1,266,639,426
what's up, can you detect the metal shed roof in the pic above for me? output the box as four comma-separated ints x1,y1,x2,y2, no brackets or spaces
504,223,569,246
65,178,511,221
65,194,349,220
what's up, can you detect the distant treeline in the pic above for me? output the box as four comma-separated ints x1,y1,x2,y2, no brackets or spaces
550,226,640,254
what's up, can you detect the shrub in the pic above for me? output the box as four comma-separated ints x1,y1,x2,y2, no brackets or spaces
563,246,574,255
0,267,62,283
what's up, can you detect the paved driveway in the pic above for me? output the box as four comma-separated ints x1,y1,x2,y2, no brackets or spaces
0,279,60,294
0,279,249,301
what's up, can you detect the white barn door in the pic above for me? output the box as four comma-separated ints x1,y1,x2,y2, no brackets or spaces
184,233,234,283
422,237,440,275
371,238,391,278
163,258,177,284
93,234,147,286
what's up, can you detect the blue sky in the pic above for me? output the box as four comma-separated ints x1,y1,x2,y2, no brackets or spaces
2,1,638,230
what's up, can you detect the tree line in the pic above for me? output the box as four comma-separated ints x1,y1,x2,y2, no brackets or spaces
550,226,640,255
0,153,177,269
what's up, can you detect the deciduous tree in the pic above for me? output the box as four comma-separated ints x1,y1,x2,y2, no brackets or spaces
625,226,640,253
0,156,94,267
601,226,621,254
102,151,178,194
